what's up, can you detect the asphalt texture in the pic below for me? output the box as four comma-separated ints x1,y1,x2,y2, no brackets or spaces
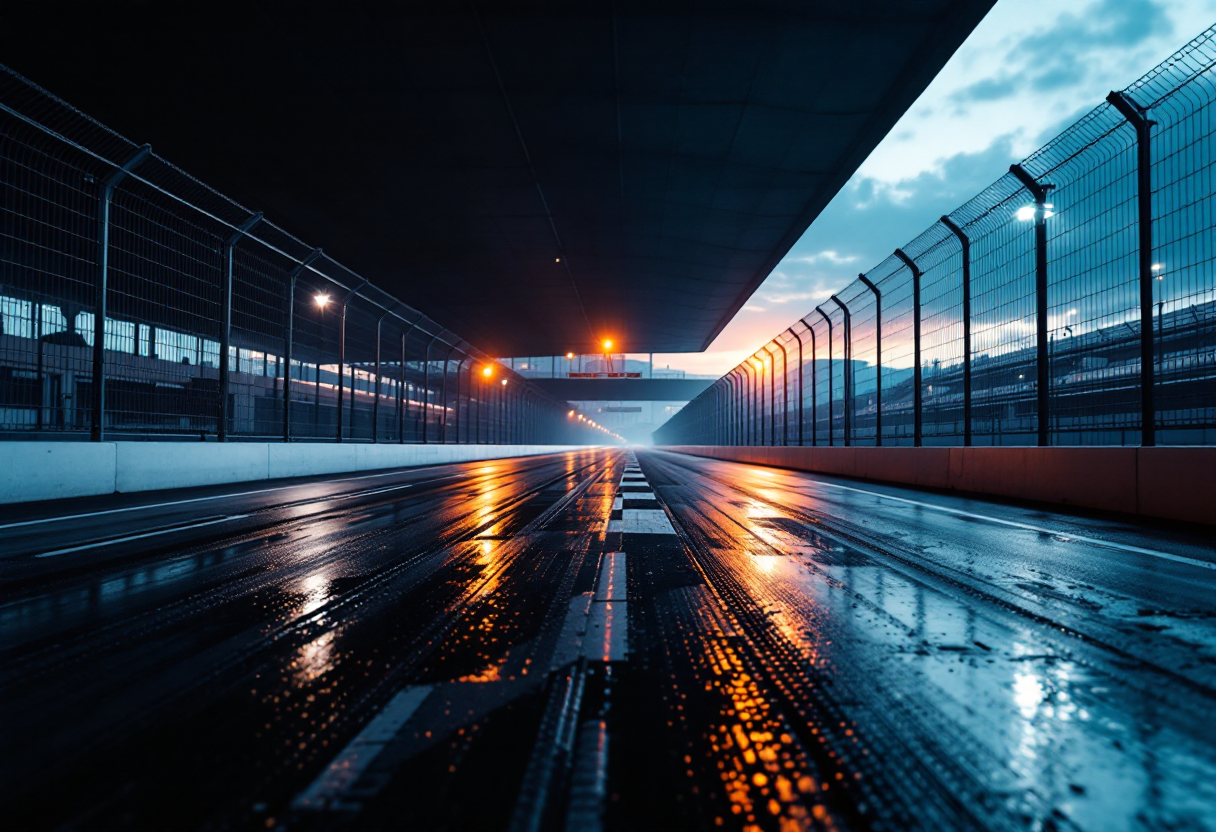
2,447,1215,832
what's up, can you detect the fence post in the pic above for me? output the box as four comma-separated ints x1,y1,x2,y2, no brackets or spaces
438,342,458,442
785,328,803,446
815,307,834,447
335,278,369,443
722,373,733,444
801,318,818,447
372,307,397,444
1009,164,1055,447
749,363,759,445
710,381,719,444
454,355,468,443
939,216,972,446
739,365,750,445
1107,90,1157,447
763,346,778,446
829,296,852,446
893,249,923,447
282,248,323,442
857,275,882,446
91,144,151,441
777,339,790,446
217,212,262,442
420,332,441,443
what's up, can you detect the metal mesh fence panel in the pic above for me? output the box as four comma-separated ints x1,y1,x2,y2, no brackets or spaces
1,118,100,433
656,26,1216,449
0,65,591,445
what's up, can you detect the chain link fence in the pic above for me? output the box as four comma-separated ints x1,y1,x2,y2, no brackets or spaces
0,66,601,446
657,27,1216,448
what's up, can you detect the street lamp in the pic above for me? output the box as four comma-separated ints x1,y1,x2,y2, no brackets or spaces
1016,203,1054,222
314,292,331,308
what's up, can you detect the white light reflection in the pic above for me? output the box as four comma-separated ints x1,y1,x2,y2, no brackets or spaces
296,572,331,616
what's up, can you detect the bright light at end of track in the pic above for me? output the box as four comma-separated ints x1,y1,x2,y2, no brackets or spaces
602,339,613,350
314,293,331,308
482,366,494,378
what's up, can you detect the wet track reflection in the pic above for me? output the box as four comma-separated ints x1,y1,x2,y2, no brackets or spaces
2,448,1215,831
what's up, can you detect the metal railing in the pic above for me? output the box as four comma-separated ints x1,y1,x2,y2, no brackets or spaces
656,27,1216,449
0,66,603,446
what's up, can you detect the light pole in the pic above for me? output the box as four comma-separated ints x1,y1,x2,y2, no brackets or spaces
500,378,508,443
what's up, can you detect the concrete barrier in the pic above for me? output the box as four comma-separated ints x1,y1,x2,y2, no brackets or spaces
116,442,269,493
0,442,117,504
662,445,1215,526
0,442,595,505
267,443,359,480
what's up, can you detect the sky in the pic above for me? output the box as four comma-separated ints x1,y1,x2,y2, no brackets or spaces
652,0,1216,377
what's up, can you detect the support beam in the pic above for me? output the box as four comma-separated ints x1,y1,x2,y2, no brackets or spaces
419,332,442,444
438,343,459,443
762,345,778,446
785,327,804,447
815,307,834,447
857,275,882,446
829,295,852,446
893,248,923,447
282,248,323,442
800,318,817,447
1107,90,1157,447
91,144,151,441
1009,163,1055,447
218,211,263,442
335,278,370,443
939,216,973,446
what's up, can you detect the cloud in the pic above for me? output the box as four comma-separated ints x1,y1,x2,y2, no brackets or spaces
786,250,858,266
950,76,1018,105
950,0,1172,108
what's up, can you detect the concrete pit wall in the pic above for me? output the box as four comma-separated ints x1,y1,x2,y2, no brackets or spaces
661,446,1215,526
0,442,595,505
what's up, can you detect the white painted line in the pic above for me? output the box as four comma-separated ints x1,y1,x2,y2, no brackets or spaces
585,600,628,661
612,497,622,510
551,593,595,671
595,552,627,601
33,515,251,558
615,509,676,535
0,472,466,530
620,491,655,501
807,480,1216,571
293,685,432,810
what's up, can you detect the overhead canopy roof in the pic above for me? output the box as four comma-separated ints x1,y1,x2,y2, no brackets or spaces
4,0,992,356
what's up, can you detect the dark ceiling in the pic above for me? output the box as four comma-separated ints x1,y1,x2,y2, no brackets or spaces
3,0,992,355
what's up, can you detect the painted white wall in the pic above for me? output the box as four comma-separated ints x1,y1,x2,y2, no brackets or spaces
1,442,117,504
0,442,596,505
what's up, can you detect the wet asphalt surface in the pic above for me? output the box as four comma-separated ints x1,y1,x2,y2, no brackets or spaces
2,447,1215,832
